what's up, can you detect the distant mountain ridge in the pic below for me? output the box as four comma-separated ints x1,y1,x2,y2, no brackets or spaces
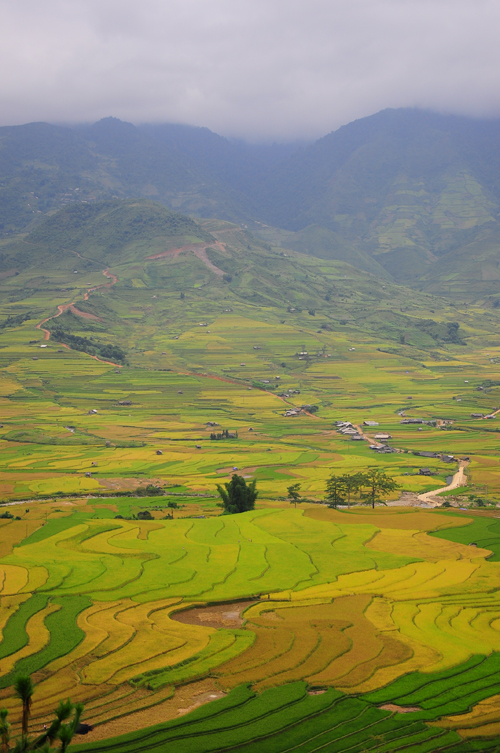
252,109,500,292
2,109,500,294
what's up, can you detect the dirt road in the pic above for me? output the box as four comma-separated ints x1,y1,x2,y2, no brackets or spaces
146,241,227,278
353,424,384,447
417,459,469,507
35,268,120,365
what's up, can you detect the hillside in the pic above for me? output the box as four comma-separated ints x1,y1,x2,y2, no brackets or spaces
4,110,500,295
0,199,214,274
0,199,477,349
3,198,500,352
0,118,281,235
2,205,500,748
250,108,500,291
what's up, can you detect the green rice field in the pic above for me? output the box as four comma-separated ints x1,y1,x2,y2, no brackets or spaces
1,204,500,748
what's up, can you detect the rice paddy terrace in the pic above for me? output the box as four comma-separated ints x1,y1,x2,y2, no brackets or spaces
1,200,500,748
2,504,500,750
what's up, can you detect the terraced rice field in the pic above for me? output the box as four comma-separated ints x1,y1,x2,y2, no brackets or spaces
0,501,499,749
3,215,500,748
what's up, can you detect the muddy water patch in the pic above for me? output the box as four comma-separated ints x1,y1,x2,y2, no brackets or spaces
172,600,256,628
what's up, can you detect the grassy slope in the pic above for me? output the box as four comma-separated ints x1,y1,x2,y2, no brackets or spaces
2,201,500,503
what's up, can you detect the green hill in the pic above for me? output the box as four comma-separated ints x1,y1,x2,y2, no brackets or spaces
4,106,500,297
3,198,494,363
250,108,500,291
0,199,213,273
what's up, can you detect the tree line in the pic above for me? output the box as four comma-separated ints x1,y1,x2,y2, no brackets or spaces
216,469,399,514
289,470,399,509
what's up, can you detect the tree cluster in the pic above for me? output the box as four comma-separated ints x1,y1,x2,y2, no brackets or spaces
216,474,258,514
325,470,400,509
49,328,127,364
210,429,238,440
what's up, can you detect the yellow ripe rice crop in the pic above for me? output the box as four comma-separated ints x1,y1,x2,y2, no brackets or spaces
250,602,353,690
366,528,490,562
216,625,293,687
436,694,500,738
304,507,471,532
82,599,206,685
364,597,397,632
307,595,383,686
0,565,29,595
335,632,413,692
390,600,500,672
5,498,500,728
0,520,43,558
20,566,48,593
217,595,405,692
85,685,175,728
85,601,137,659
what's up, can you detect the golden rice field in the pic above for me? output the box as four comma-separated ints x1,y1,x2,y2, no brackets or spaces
3,217,500,749
0,500,500,750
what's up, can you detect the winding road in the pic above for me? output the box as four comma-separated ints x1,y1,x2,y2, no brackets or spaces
36,267,120,365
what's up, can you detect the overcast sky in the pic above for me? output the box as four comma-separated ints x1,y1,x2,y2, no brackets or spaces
2,0,500,141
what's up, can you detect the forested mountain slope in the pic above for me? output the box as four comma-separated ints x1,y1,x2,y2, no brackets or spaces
251,109,500,289
3,109,500,293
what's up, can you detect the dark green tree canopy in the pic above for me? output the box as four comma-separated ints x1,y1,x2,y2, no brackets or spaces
362,469,400,509
216,474,258,514
287,483,302,508
325,473,345,508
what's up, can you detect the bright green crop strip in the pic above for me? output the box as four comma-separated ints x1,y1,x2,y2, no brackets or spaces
234,700,373,753
430,516,500,560
0,593,49,660
392,657,500,715
363,653,487,704
0,594,91,689
19,516,81,547
72,684,466,753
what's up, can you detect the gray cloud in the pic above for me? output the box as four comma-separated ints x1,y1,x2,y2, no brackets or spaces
1,0,500,140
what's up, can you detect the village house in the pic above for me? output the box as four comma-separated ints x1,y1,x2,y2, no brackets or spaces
419,468,432,476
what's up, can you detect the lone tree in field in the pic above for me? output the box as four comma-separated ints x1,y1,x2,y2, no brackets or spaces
340,472,365,508
216,474,258,514
325,473,345,508
287,483,302,508
14,675,33,739
361,469,400,508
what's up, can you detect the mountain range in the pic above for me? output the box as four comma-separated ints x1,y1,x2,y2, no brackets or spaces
2,108,500,295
